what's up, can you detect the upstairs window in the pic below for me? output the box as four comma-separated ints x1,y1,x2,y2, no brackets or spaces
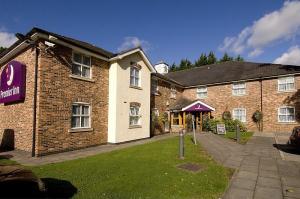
233,108,246,122
170,86,177,99
278,106,295,123
72,52,91,78
278,76,295,92
71,103,91,129
232,82,246,96
197,86,207,98
129,103,141,126
130,66,140,87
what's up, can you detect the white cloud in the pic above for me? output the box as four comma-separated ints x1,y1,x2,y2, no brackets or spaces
0,28,17,47
274,46,300,65
117,36,150,52
248,48,263,58
219,1,300,57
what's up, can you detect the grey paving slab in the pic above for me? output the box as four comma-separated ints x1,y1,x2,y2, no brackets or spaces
259,169,280,179
224,187,254,199
257,176,281,188
231,178,256,190
254,187,283,199
283,186,300,199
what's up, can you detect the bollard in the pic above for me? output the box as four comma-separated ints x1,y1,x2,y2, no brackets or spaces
179,129,185,159
236,124,240,143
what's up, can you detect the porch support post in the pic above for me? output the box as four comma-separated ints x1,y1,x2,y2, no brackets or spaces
200,112,203,131
179,112,182,126
183,112,186,129
171,113,173,126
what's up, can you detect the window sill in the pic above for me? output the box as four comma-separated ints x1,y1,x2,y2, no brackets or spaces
69,75,95,82
278,122,296,124
277,90,296,93
170,97,176,99
129,125,142,129
232,94,246,97
152,92,160,96
130,85,142,90
68,128,94,133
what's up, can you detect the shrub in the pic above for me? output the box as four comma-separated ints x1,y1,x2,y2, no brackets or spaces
203,117,247,133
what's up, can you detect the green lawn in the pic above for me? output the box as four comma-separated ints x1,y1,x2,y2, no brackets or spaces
220,131,253,144
1,136,233,199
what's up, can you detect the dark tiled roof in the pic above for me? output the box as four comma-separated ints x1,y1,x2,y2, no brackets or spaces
165,61,300,87
0,27,114,59
169,97,194,111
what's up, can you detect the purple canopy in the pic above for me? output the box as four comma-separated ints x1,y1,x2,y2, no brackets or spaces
183,101,214,112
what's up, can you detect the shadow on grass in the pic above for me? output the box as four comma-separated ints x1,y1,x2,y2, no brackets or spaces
0,177,77,198
273,144,300,155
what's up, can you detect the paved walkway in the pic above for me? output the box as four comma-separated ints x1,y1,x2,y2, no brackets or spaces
196,132,300,199
0,133,176,166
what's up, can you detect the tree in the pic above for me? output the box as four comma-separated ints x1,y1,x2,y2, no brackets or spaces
178,59,193,70
219,52,233,62
194,53,207,67
235,55,244,62
169,63,177,72
207,51,217,65
0,47,6,54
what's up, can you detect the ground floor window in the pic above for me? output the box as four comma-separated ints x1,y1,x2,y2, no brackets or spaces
278,106,295,122
152,108,159,117
232,108,246,122
172,112,180,125
130,103,141,126
71,103,91,128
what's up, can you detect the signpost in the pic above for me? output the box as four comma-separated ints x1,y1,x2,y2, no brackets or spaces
179,129,185,159
192,115,197,145
217,124,226,135
0,61,26,104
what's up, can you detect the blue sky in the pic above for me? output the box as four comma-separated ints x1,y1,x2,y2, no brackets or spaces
1,0,300,65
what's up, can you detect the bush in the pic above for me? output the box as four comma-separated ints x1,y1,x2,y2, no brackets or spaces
203,118,247,133
203,118,222,133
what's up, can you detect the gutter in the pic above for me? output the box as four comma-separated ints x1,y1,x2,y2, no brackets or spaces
32,44,39,157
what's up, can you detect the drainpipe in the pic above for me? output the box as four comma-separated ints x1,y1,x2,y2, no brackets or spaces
32,44,39,157
260,78,263,132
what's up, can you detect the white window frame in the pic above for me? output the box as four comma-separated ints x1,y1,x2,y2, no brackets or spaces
278,106,295,123
129,103,141,126
232,82,246,96
130,66,141,87
232,108,246,122
72,51,92,79
196,86,207,99
170,86,177,99
278,76,295,92
71,103,91,129
151,79,159,94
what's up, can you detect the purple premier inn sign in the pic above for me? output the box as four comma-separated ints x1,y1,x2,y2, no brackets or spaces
184,102,213,112
0,61,26,104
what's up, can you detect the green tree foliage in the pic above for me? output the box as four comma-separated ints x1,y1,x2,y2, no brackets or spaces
207,51,217,65
168,52,244,72
235,55,244,62
0,47,7,54
219,52,233,62
178,59,193,70
194,53,207,67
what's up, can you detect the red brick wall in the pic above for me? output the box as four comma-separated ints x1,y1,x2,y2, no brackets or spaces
36,41,109,155
0,47,36,152
182,77,300,133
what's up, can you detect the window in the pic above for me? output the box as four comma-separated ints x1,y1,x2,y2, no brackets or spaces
130,67,140,87
278,106,295,122
170,86,177,99
172,112,180,125
232,82,246,96
129,103,141,126
71,103,91,128
72,52,91,78
233,108,246,122
151,79,159,94
278,76,295,92
197,86,207,98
